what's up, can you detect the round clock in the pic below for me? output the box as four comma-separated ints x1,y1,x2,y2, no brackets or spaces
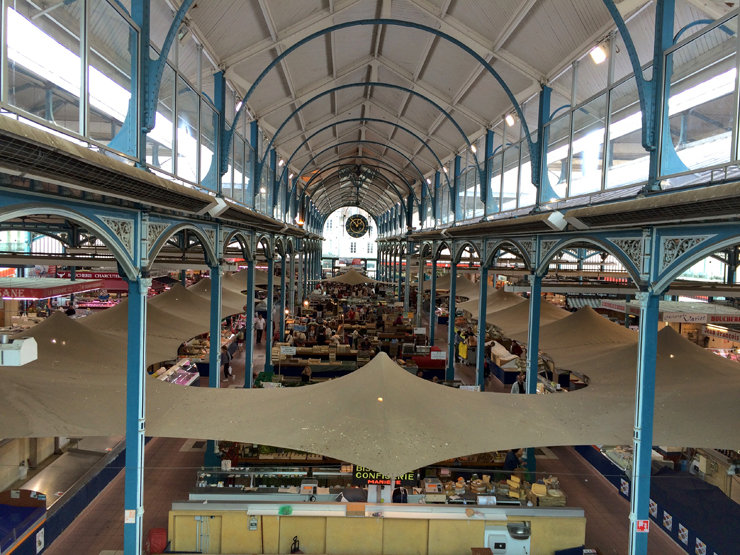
346,214,369,238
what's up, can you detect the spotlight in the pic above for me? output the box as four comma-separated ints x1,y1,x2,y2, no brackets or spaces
289,173,294,179
590,44,607,64
278,159,285,167
260,187,266,194
470,145,477,154
505,114,515,127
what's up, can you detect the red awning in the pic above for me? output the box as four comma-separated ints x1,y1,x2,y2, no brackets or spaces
0,278,105,300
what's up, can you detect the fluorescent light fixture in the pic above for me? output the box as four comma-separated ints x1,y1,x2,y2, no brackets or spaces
470,145,477,154
236,100,243,112
707,324,729,332
590,44,607,64
260,187,266,194
278,159,285,167
443,167,448,173
426,178,432,184
505,114,515,127
289,173,294,179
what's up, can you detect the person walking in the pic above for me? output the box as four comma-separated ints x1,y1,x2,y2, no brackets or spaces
454,329,463,363
220,346,233,382
255,315,265,344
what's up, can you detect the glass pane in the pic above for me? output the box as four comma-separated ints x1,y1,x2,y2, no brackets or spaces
233,135,245,204
465,169,475,219
474,169,484,218
176,76,199,182
502,145,520,211
223,126,233,199
551,66,573,117
177,34,199,85
244,143,254,207
456,170,465,221
663,18,737,176
200,99,217,187
576,45,609,102
607,76,648,188
7,4,81,134
147,60,174,173
545,114,571,200
488,153,502,214
88,0,136,155
570,93,606,196
519,135,536,208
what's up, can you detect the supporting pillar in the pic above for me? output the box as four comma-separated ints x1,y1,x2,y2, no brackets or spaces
279,254,287,340
297,252,303,308
430,258,437,347
123,275,148,555
265,257,274,373
243,260,256,388
179,269,186,286
625,293,632,328
476,266,489,390
628,292,660,555
525,273,542,474
446,267,457,381
404,245,411,313
289,252,296,315
397,251,403,302
205,264,223,467
416,254,424,327
302,251,308,299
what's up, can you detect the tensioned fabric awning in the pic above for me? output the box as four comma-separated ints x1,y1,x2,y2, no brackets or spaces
0,277,105,300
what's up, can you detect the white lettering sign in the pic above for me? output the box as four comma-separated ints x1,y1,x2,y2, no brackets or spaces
280,346,297,355
663,313,707,323
413,327,426,334
703,325,740,343
430,351,446,360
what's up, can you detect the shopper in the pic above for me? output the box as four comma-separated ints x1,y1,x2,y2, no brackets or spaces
510,340,523,357
236,326,245,352
301,366,312,383
511,373,526,394
454,329,463,362
220,346,233,382
255,315,265,344
351,329,360,349
503,448,525,471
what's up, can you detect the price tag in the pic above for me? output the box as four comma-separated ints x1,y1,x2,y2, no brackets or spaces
124,510,136,524
459,385,480,392
280,346,297,355
430,351,446,360
636,520,649,533
414,327,426,334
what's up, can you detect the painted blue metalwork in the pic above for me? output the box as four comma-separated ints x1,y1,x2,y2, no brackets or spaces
549,104,571,122
269,149,277,216
674,19,734,44
254,82,482,193
111,0,195,161
208,262,223,388
265,257,274,373
476,266,489,390
446,267,457,381
123,211,146,555
279,255,286,339
250,121,259,208
628,292,660,555
243,259,256,389
282,117,450,202
536,86,556,205
432,171,440,228
202,71,225,192
222,19,534,183
430,255,437,347
404,243,411,312
525,271,542,475
453,155,461,222
483,129,494,214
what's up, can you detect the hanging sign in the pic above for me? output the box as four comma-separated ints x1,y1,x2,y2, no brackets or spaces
352,466,416,486
280,346,297,355
707,314,740,324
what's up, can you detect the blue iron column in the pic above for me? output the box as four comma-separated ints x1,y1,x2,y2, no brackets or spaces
265,257,274,373
476,266,489,390
296,251,303,307
628,292,660,555
525,272,542,474
243,260,256,388
209,264,223,389
279,254,287,340
289,252,296,315
404,243,411,312
123,273,148,555
625,293,632,328
446,267,457,381
430,256,437,347
302,251,307,300
397,250,403,302
416,252,424,327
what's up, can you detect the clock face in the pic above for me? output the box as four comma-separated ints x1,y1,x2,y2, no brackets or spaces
346,214,369,238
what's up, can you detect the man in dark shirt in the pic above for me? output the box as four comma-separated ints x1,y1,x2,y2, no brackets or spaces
503,448,524,471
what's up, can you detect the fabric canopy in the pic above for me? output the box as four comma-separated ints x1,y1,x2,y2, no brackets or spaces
324,269,378,285
486,298,570,336
223,268,270,292
458,288,525,319
2,285,739,477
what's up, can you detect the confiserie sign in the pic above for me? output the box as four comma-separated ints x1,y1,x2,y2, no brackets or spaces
352,466,416,486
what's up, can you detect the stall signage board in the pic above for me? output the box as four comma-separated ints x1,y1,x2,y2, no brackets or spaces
352,466,416,486
280,346,297,355
702,325,740,342
430,351,446,360
460,385,480,392
414,327,426,335
707,314,740,324
663,312,707,323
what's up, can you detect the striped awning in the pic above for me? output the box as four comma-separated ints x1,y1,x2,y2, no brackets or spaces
567,297,605,309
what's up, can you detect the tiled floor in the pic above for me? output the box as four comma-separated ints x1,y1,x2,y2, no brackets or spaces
44,331,685,555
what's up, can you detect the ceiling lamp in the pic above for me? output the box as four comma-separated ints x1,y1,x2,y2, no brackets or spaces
278,159,285,167
443,167,448,173
505,114,515,127
470,145,477,154
235,100,243,112
259,187,266,194
289,173,294,179
426,178,432,184
590,44,607,64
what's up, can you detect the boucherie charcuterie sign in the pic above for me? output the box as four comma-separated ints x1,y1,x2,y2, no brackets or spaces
352,466,416,486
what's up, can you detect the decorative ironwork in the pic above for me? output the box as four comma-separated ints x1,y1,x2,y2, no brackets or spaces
517,239,535,265
660,235,714,273
540,240,560,260
609,237,643,270
98,216,133,257
203,228,217,254
147,223,169,250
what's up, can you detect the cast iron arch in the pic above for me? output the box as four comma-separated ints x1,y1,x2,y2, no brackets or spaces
256,235,273,259
453,242,482,265
223,230,254,262
0,204,138,279
535,237,641,282
484,240,533,270
316,190,392,218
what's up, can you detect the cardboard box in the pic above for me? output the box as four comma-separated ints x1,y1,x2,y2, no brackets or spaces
346,503,365,517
